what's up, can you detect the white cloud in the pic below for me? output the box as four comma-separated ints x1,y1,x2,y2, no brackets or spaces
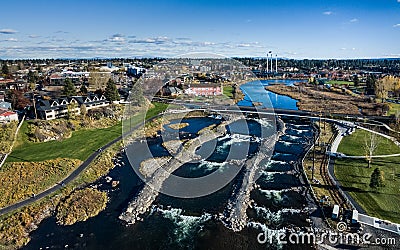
2,38,18,42
0,29,18,34
106,34,126,43
350,18,358,23
393,24,400,28
323,11,333,15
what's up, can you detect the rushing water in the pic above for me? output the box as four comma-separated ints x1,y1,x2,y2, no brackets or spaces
25,83,316,250
238,79,306,110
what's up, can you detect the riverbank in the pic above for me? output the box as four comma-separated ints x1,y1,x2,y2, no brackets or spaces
0,103,170,249
265,84,385,116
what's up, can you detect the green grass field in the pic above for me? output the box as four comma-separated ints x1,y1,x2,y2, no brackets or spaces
7,102,169,162
388,103,400,116
335,129,400,223
223,85,234,98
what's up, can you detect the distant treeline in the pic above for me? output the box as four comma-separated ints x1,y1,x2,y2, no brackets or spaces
1,57,400,74
234,57,400,74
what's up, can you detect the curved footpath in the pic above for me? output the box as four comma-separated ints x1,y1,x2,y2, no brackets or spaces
0,114,160,217
328,122,400,235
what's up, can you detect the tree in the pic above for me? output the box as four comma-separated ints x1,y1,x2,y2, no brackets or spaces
67,102,77,120
363,132,379,168
80,84,88,95
89,72,110,90
6,90,31,110
104,79,120,102
369,168,385,188
366,74,376,95
27,70,39,84
353,75,359,87
375,76,391,102
1,63,9,76
63,78,76,97
80,104,87,117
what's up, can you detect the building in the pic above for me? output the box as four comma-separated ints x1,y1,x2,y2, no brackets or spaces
0,108,18,123
36,94,109,120
185,83,222,96
0,101,12,110
49,71,89,85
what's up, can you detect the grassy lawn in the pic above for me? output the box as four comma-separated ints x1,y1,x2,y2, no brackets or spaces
335,129,400,223
388,103,400,116
8,102,169,163
223,85,234,98
326,80,354,86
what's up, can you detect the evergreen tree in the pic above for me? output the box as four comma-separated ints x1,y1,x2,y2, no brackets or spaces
80,84,88,95
370,168,385,188
353,75,359,87
104,79,120,102
63,78,76,97
366,74,376,95
1,63,9,76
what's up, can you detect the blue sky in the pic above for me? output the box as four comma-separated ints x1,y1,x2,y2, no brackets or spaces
1,0,400,59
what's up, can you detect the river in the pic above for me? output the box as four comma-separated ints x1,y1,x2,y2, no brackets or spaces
24,80,316,250
238,79,306,110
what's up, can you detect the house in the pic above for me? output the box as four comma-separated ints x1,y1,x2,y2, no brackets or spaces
0,101,12,110
185,83,222,96
6,81,27,91
49,71,89,85
36,94,109,120
0,108,18,123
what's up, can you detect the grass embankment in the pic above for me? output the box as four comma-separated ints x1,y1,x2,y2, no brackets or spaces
335,129,400,223
56,188,107,226
0,121,18,154
7,102,169,163
223,85,234,98
0,102,169,249
0,159,81,208
266,84,383,116
388,103,400,116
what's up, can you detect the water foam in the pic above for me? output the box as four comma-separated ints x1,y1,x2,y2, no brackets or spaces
158,207,212,245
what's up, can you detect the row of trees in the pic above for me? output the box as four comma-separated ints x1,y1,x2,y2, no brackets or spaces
62,78,120,102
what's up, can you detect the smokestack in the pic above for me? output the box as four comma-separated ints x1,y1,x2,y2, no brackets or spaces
276,54,278,73
270,52,273,72
266,52,269,73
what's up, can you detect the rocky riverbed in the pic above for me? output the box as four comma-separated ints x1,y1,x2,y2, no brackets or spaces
119,115,241,224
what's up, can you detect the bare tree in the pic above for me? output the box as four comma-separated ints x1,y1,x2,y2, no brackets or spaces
89,72,110,91
363,132,379,168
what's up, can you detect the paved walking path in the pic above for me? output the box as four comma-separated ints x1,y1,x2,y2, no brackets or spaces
328,122,400,235
0,114,160,216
